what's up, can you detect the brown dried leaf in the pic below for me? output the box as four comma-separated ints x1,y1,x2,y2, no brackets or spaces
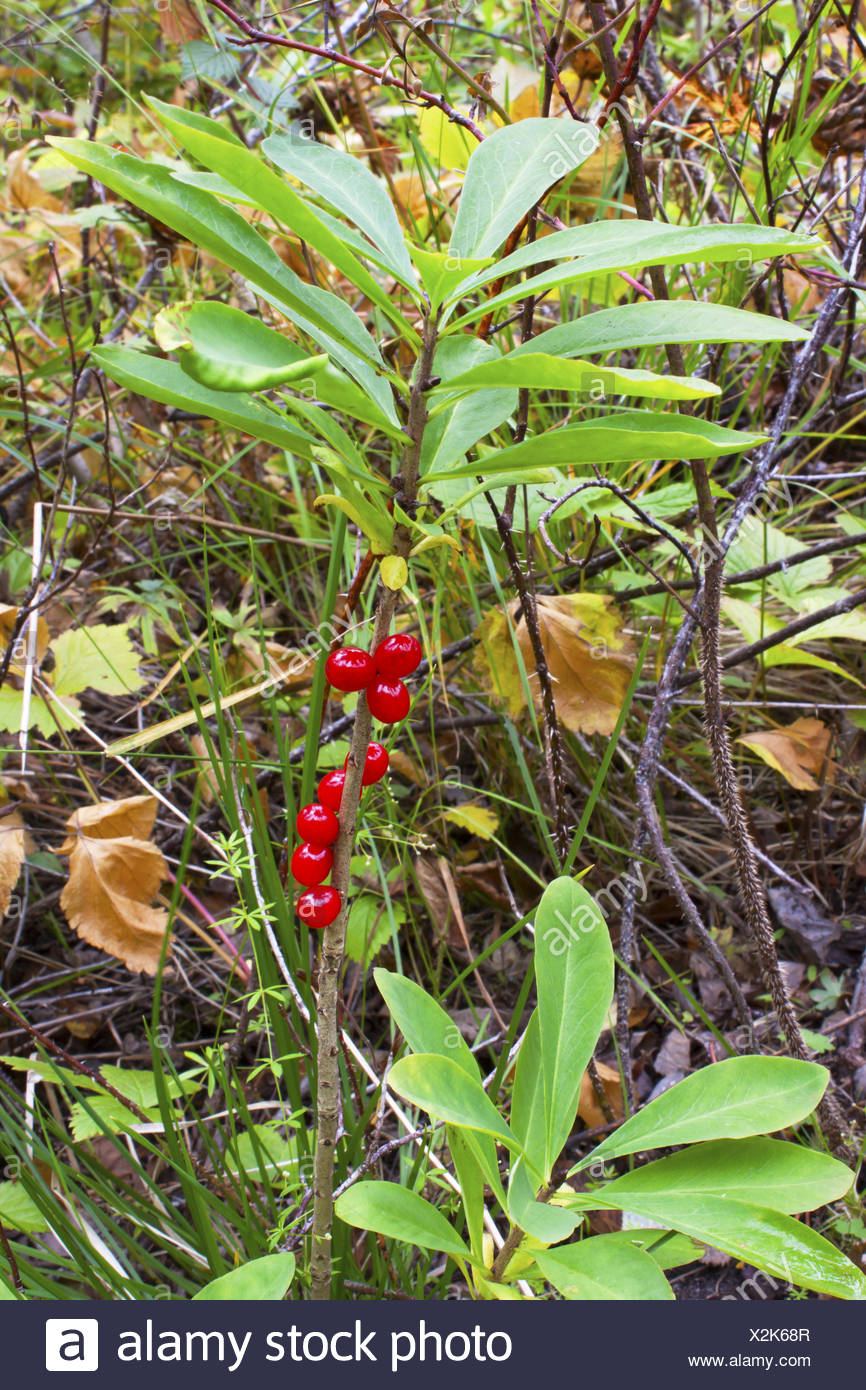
157,0,205,43
477,594,635,737
0,807,26,918
737,717,832,792
578,1060,623,1128
60,796,169,974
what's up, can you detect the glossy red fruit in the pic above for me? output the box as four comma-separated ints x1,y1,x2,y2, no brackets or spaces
291,841,332,887
345,742,389,785
366,678,410,724
373,633,422,679
297,886,341,929
318,770,346,814
296,802,339,846
325,646,375,693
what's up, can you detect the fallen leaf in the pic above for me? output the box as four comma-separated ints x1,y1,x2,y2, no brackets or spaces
59,796,170,974
157,0,205,43
444,802,499,840
578,1060,623,1128
476,594,635,737
737,716,832,791
51,622,144,697
0,806,26,918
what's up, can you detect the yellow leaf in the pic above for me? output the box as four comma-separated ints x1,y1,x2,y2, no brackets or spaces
0,807,26,918
0,604,50,674
381,555,409,591
417,107,475,172
59,796,170,974
737,717,833,792
476,594,635,737
51,623,144,697
444,802,499,840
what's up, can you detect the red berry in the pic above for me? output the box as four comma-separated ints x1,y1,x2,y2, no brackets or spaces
296,802,339,846
345,741,389,785
297,886,342,929
318,769,346,813
291,841,332,887
373,633,422,679
325,646,375,693
366,678,410,724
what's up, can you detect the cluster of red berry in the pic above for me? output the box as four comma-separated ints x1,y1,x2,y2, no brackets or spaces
293,632,422,929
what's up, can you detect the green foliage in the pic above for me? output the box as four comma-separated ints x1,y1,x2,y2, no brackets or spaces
337,877,864,1301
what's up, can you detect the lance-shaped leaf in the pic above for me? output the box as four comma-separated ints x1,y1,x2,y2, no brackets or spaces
534,878,614,1175
569,1194,866,1300
435,352,721,401
535,1237,675,1300
335,1181,471,1261
153,300,328,393
590,1139,854,1214
449,117,599,259
144,96,411,335
263,127,417,288
388,1054,522,1152
429,411,768,480
421,336,516,474
513,299,807,361
450,219,822,295
92,347,316,456
193,1253,296,1301
573,1056,829,1171
47,138,394,419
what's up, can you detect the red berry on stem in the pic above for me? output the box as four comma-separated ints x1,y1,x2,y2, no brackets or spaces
318,770,346,813
296,802,339,845
346,741,389,785
373,633,422,679
367,678,410,724
325,647,375,693
297,886,342,929
291,842,332,887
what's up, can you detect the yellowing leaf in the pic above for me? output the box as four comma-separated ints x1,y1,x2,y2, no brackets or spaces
476,595,635,737
52,623,144,697
59,796,169,974
381,555,409,591
737,718,833,792
0,604,50,674
0,687,79,735
0,807,26,918
417,107,474,172
444,802,499,840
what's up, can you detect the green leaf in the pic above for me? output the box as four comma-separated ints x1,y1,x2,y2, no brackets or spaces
408,246,494,313
69,1094,161,1141
514,299,807,360
374,970,506,1203
388,1053,521,1151
596,1139,854,1213
580,1195,866,1300
92,347,316,456
224,1126,302,1182
51,624,143,698
344,895,398,968
335,1180,470,1260
437,353,720,401
450,219,821,300
450,221,822,325
535,877,614,1176
421,337,516,474
193,1253,295,1301
263,128,417,287
153,300,328,393
593,1227,703,1270
144,97,410,333
447,1125,486,1259
510,1010,546,1178
449,118,599,259
576,1056,829,1170
429,411,767,480
507,1159,581,1244
535,1235,675,1300
373,968,479,1079
97,1066,198,1110
48,139,394,418
0,1181,49,1234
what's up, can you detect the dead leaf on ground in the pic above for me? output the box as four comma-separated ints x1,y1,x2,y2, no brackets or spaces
578,1059,623,1128
59,795,170,974
0,805,26,917
157,0,205,43
476,594,635,737
737,716,833,791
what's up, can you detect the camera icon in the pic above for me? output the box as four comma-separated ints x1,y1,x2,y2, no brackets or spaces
45,1320,99,1372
